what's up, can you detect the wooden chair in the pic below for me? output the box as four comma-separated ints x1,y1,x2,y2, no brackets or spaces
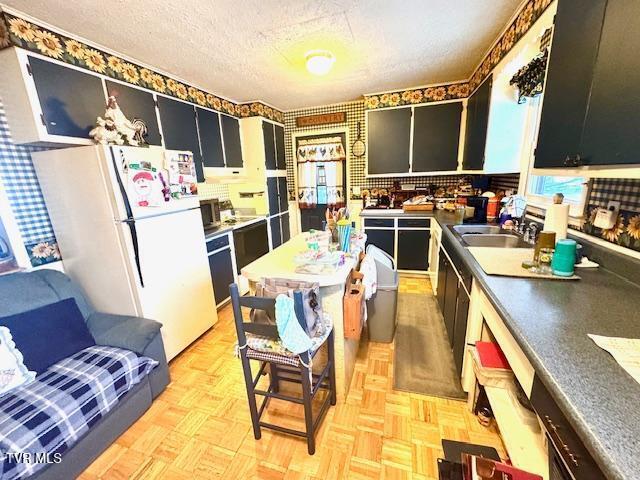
229,283,336,454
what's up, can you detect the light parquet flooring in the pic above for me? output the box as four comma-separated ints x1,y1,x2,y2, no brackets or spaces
80,275,505,480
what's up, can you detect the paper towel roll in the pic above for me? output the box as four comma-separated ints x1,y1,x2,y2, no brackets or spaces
544,203,569,240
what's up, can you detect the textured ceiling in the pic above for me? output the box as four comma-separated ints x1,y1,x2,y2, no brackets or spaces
2,0,521,110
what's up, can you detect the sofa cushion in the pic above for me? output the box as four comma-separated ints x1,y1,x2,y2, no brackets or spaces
0,345,157,480
0,298,96,374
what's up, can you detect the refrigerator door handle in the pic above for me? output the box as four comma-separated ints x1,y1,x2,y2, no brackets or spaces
121,218,145,288
110,148,134,220
110,149,144,288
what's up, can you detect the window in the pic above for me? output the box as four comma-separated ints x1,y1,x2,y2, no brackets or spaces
527,175,588,217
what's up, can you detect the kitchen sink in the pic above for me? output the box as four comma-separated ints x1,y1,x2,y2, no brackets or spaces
461,233,524,248
452,225,503,235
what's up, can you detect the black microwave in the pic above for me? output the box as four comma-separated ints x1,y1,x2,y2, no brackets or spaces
200,198,221,229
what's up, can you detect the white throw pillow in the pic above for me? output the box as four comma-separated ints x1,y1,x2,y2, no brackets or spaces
0,326,36,395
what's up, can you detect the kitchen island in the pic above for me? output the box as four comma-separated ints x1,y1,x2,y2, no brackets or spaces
241,233,361,402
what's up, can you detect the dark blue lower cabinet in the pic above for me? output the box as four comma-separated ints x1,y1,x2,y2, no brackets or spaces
270,216,282,249
281,212,291,243
208,247,234,306
364,229,394,257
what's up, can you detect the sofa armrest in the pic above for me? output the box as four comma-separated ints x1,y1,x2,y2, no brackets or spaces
87,312,170,398
87,312,162,357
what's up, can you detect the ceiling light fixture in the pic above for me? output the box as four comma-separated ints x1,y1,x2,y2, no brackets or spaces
305,50,335,76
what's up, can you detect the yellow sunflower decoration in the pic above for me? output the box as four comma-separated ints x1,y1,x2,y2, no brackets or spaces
151,74,166,93
627,215,640,240
65,39,86,60
601,215,625,242
34,30,63,59
139,68,153,84
85,49,106,73
122,63,140,84
107,55,123,73
8,18,36,42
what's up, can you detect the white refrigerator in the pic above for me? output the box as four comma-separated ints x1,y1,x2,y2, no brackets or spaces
32,145,217,361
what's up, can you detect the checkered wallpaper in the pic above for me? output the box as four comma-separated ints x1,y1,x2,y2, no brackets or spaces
489,174,520,193
283,100,468,200
0,100,59,266
588,178,640,213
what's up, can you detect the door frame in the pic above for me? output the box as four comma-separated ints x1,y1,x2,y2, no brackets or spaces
291,126,350,232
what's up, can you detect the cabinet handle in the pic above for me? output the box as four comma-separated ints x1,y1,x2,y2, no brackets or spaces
563,155,572,166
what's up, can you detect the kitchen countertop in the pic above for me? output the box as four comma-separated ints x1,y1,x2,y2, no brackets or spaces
204,215,268,240
360,208,640,479
241,233,358,287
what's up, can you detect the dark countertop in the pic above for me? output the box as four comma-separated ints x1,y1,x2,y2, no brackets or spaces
204,215,268,240
360,208,640,479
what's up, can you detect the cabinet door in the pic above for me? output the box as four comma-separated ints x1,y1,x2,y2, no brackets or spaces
208,248,235,306
157,96,204,181
580,0,640,166
267,177,279,215
412,102,462,172
106,81,161,145
367,108,411,174
397,230,430,270
221,115,243,168
443,263,458,346
462,75,492,170
277,176,288,213
453,290,470,376
197,108,224,168
534,0,607,168
281,212,291,243
263,122,276,170
436,250,448,311
270,216,282,249
28,56,106,138
365,229,395,258
274,124,286,170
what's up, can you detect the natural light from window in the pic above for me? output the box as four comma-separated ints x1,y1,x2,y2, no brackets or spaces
527,175,588,217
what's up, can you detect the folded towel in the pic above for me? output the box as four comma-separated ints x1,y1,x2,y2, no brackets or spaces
275,294,313,354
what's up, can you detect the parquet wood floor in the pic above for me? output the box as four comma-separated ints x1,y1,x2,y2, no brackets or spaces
80,276,505,480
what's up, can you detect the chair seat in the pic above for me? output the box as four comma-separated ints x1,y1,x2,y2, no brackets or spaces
244,313,333,367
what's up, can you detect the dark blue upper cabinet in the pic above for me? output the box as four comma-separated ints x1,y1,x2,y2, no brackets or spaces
28,56,106,138
274,124,286,170
367,108,411,174
462,75,492,170
412,102,462,172
105,80,161,146
263,122,276,170
221,115,243,168
534,0,607,168
197,108,224,168
157,96,204,182
579,0,640,166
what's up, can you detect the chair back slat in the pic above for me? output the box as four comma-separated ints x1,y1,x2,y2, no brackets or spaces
242,323,279,337
230,282,310,345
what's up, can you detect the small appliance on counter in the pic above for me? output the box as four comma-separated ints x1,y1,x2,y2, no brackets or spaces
463,196,489,224
200,198,221,230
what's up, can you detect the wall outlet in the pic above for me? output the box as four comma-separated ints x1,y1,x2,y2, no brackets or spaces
607,200,621,214
352,186,361,195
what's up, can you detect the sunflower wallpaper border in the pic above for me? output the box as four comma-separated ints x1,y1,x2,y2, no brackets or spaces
363,0,553,110
0,11,284,123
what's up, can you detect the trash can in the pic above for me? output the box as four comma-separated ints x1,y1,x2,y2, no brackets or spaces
365,244,399,342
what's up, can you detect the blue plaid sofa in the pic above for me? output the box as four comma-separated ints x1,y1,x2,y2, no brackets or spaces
0,270,170,479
